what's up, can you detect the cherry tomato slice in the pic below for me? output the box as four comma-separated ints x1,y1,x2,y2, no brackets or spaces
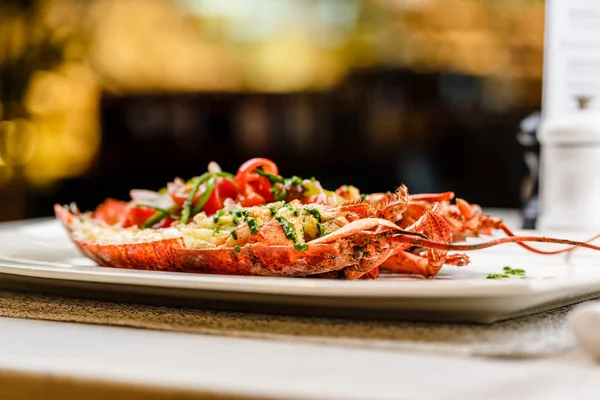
92,199,129,225
241,191,267,207
215,178,239,202
203,178,239,215
167,180,189,207
246,175,274,202
122,206,157,228
152,217,175,228
235,158,279,186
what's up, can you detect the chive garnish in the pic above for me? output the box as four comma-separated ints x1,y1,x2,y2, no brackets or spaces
234,246,241,252
275,216,307,252
231,209,242,225
135,202,171,215
269,206,277,216
141,211,167,229
294,243,308,251
254,168,285,183
191,176,216,215
247,217,260,234
503,266,526,276
307,208,321,223
216,171,235,179
273,187,287,201
316,222,323,237
231,230,238,240
180,172,211,224
214,209,225,223
486,266,527,280
486,273,510,280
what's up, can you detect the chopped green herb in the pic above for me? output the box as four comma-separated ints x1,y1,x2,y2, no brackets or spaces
360,193,367,201
135,203,172,215
213,227,220,234
241,210,251,218
275,216,307,252
282,203,300,216
141,211,167,229
307,208,321,223
294,243,308,251
231,210,242,225
191,176,216,215
316,222,323,237
216,171,235,179
487,266,528,280
290,176,303,186
503,266,526,276
180,174,208,224
344,185,350,194
307,209,323,237
157,187,168,195
247,217,260,234
231,230,238,240
486,273,510,280
234,246,241,252
254,168,285,183
213,209,225,223
273,187,287,202
269,206,278,216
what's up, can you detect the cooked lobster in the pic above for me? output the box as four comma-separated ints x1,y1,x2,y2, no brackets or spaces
54,158,600,280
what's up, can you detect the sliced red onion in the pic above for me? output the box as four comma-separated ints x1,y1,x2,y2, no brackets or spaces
208,161,222,174
130,189,175,209
130,189,161,202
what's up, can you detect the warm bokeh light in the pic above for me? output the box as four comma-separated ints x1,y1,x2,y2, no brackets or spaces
0,0,546,220
23,62,100,185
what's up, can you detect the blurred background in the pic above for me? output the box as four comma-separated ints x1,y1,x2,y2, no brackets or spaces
0,0,544,222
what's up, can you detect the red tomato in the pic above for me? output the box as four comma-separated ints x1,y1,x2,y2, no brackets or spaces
167,180,190,207
122,206,157,228
203,178,239,215
335,185,361,202
92,199,129,225
235,158,279,186
245,175,274,202
152,217,175,228
168,177,241,216
240,191,266,207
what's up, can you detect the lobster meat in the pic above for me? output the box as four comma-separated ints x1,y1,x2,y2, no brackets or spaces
54,158,600,280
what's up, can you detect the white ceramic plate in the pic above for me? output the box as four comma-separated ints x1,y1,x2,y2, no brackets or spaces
0,218,599,323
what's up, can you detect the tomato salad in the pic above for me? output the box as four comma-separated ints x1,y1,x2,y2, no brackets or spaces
92,158,363,229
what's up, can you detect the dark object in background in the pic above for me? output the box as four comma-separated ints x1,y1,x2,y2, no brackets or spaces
516,112,541,229
26,69,534,220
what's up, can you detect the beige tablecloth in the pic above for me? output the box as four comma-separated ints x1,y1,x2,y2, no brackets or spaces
0,288,587,360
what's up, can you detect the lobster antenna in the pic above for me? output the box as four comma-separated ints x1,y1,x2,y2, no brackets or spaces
394,234,600,253
499,223,600,255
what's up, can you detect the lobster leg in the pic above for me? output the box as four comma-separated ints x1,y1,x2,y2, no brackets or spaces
380,202,469,277
380,251,435,277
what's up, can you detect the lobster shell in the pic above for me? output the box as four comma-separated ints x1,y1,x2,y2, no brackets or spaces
55,204,410,279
